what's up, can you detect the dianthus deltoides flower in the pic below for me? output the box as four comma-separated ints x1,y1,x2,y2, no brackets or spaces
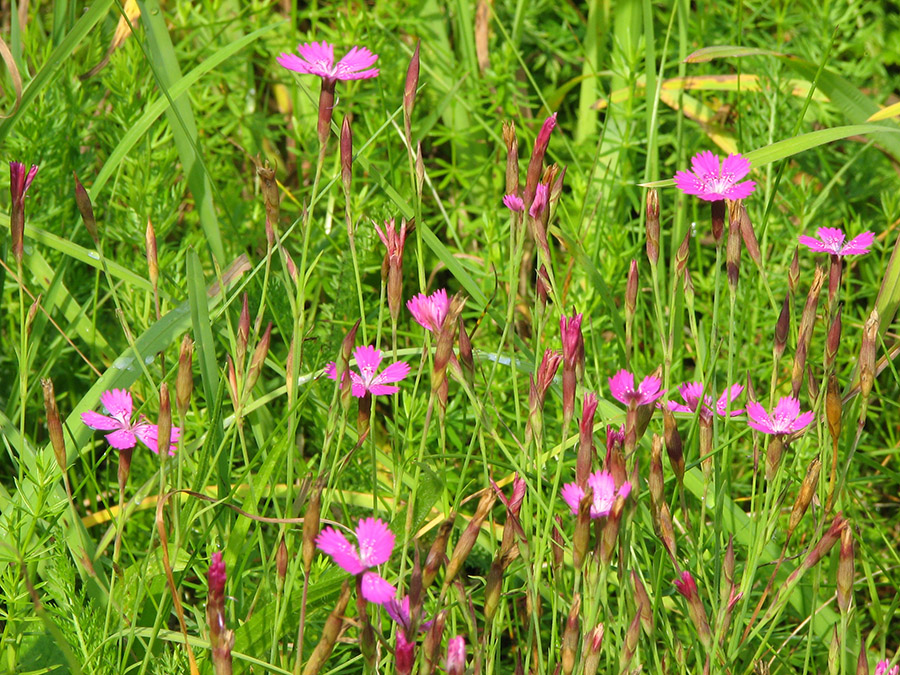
81,389,180,455
798,227,874,257
561,470,632,518
277,41,379,83
875,660,899,675
667,382,745,419
325,345,410,397
745,396,814,435
316,517,396,603
407,289,450,332
608,369,664,407
673,150,756,201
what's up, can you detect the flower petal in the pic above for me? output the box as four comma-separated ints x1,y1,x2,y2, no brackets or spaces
100,389,133,422
373,361,411,386
721,153,752,181
316,526,365,574
560,482,585,515
81,410,122,431
361,571,397,604
715,384,745,416
745,401,775,434
104,429,137,450
798,234,829,253
841,231,874,256
134,423,179,456
355,517,395,567
608,369,635,405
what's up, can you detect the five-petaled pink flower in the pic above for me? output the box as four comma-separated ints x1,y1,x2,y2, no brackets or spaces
667,382,744,419
316,517,396,603
81,389,180,455
875,660,899,675
277,41,379,83
503,194,524,212
407,289,450,332
561,470,632,518
745,396,814,435
325,345,410,397
798,227,874,257
608,369,665,407
673,151,756,201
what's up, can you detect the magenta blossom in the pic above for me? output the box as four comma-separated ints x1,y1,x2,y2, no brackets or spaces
277,41,379,83
446,636,466,675
384,594,433,633
81,389,180,455
608,369,665,407
529,183,549,219
798,227,874,257
667,382,745,419
875,661,899,675
325,345,410,397
316,517,396,603
561,470,632,518
407,289,450,332
503,194,524,212
673,151,756,201
745,396,814,435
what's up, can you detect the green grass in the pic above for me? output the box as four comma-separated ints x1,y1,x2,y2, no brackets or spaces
1,0,899,674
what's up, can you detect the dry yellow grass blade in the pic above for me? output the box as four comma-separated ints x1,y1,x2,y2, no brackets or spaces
81,0,141,79
868,100,900,122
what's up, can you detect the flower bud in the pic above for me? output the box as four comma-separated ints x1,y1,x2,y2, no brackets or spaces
395,630,415,675
524,113,557,208
561,594,580,675
423,611,446,675
341,116,353,193
829,624,841,675
792,266,825,397
316,79,336,147
625,260,638,358
301,581,351,675
859,308,880,403
337,320,360,411
739,204,762,266
145,219,159,291
573,488,593,570
577,393,599,487
788,457,820,537
207,552,233,675
599,494,626,567
620,609,641,670
837,524,854,614
244,322,272,396
41,378,67,478
403,41,421,134
444,491,495,588
257,162,279,248
302,482,322,573
825,304,842,371
73,171,99,246
458,315,475,389
446,635,466,675
656,501,677,565
774,294,791,361
857,647,869,675
674,571,712,650
483,558,503,623
789,514,846,582
722,535,736,604
560,311,584,427
374,218,410,325
765,435,784,482
503,120,519,195
423,515,455,590
276,535,288,586
674,229,692,280
726,200,742,289
416,143,425,199
582,624,604,675
789,246,800,296
662,408,684,485
176,335,194,420
9,162,39,265
237,294,250,372
710,199,726,244
158,383,172,464
646,189,660,266
632,570,653,634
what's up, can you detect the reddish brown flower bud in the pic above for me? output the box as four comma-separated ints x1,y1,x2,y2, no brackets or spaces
828,254,843,307
560,311,584,426
176,335,194,420
789,246,800,296
837,524,854,614
257,162,279,248
792,266,825,397
158,383,172,465
237,294,250,372
583,624,604,675
646,189,660,266
797,513,846,576
41,378,67,479
403,41,421,133
726,200,742,288
722,535,736,604
72,171,99,247
336,320,360,411
503,120,519,195
662,408,685,485
276,536,288,585
244,322,272,395
207,552,233,675
341,116,353,192
444,491,495,588
625,260,639,359
423,515,456,590
302,581,351,675
561,594,581,675
859,309,880,403
226,355,239,409
599,494,626,567
25,293,40,338
524,113,557,208
774,294,791,361
374,218,410,324
739,204,762,265
649,433,664,516
573,488,593,570
788,457,820,538
825,305,842,372
445,636,466,675
9,162,39,264
656,502,677,565
423,610,447,674
857,644,869,675
302,482,322,574
675,229,692,280
765,435,785,482
146,219,159,291
415,143,425,199
674,571,712,649
620,609,641,670
632,570,653,634
577,393,599,486
711,199,726,244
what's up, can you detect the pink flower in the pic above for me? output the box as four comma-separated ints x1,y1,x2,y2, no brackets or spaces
9,161,38,200
277,41,379,83
407,289,450,332
395,630,415,675
608,369,665,407
503,194,524,212
374,218,409,265
384,594,433,633
491,473,526,516
529,183,549,219
561,470,632,518
667,382,744,419
673,570,699,600
798,227,874,257
673,151,756,201
446,636,466,675
325,345,410,397
81,389,180,455
875,660,899,675
316,517,396,603
745,396,814,435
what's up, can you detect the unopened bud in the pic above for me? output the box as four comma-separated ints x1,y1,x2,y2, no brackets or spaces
798,513,846,575
446,636,466,675
41,378,67,476
503,120,519,195
649,434,664,516
792,266,825,397
416,142,425,199
145,219,159,289
788,457,820,537
675,229,692,280
561,594,581,675
662,408,685,485
722,535,735,604
573,488,593,570
423,515,455,590
837,524,854,614
483,559,503,623
423,611,447,674
301,581,351,675
458,316,475,388
857,645,869,675
524,113,557,208
583,624,604,675
244,322,272,395
73,172,98,245
826,305,842,372
620,609,641,670
739,204,761,265
774,294,791,361
632,571,653,634
403,41,421,130
646,189,660,266
341,116,353,191
315,79,336,147
176,335,194,420
257,162,279,248
577,393,599,487
237,294,250,371
25,293,40,338
859,309,880,402
829,625,841,675
656,502,677,565
711,199,725,243
599,494,626,567
765,435,784,482
276,536,288,584
337,320,360,410
302,482,322,573
444,491,495,587
674,571,712,649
